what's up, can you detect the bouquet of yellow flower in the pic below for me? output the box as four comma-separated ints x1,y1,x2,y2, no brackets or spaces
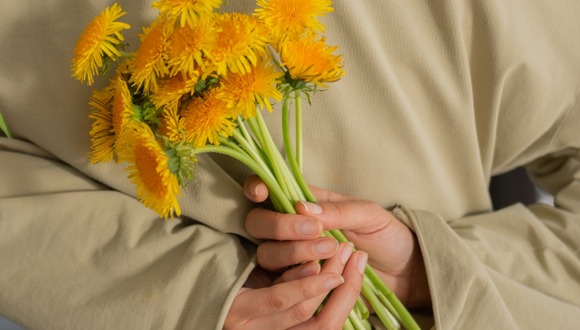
71,1,420,329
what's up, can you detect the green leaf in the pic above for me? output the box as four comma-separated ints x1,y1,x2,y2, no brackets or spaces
0,111,12,138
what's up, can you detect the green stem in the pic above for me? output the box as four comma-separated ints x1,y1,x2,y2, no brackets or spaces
254,110,303,203
253,112,292,199
329,229,420,329
295,90,303,172
343,317,355,330
218,136,245,156
237,116,260,154
377,290,402,326
0,111,12,138
361,281,399,330
365,266,421,330
194,145,295,214
247,117,265,147
231,130,273,181
354,296,370,320
118,50,134,59
348,310,371,330
281,96,316,202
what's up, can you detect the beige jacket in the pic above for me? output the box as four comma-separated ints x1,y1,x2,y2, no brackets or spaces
1,1,579,329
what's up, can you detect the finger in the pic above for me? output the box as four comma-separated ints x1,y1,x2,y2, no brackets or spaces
295,199,395,234
298,251,368,329
231,272,344,321
274,242,353,284
307,185,356,203
243,175,269,202
298,242,353,307
246,208,323,240
257,238,338,271
274,261,321,285
254,243,353,329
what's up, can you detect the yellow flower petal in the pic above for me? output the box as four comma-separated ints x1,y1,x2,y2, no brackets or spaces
126,124,182,219
255,0,332,42
153,0,223,27
88,88,116,163
72,3,131,85
87,72,134,164
151,74,198,111
159,107,186,143
130,16,172,94
111,77,139,161
280,33,344,87
218,58,282,119
166,16,217,76
181,88,237,147
210,13,270,76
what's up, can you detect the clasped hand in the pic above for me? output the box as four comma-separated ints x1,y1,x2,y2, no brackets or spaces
224,176,430,329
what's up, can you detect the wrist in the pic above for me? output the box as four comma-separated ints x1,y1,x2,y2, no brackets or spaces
406,237,431,308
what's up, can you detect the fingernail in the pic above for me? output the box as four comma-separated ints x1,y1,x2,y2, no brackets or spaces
298,262,319,277
313,238,338,255
340,243,353,265
323,275,344,290
296,220,320,236
357,252,368,275
251,184,264,198
248,185,257,198
301,201,323,215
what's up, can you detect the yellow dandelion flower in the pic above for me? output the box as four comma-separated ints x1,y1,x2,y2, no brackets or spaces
151,74,198,111
255,0,332,42
87,73,136,164
126,124,182,219
166,17,217,76
159,107,185,143
153,0,223,28
218,58,282,119
211,13,270,76
111,77,139,160
130,17,172,94
72,3,131,85
181,88,237,147
88,88,116,163
279,34,344,87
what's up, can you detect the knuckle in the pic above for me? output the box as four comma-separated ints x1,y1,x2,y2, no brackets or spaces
346,280,362,297
298,279,317,299
328,201,344,217
265,292,287,311
290,301,314,323
256,244,266,260
255,244,274,269
271,215,287,240
244,210,256,231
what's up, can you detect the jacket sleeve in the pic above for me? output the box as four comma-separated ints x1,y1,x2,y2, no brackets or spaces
0,138,256,330
0,1,266,329
395,113,580,329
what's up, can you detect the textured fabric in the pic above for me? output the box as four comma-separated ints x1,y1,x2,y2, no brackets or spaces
1,1,579,329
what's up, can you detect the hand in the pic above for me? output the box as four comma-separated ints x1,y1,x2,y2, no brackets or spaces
243,176,431,308
224,241,367,329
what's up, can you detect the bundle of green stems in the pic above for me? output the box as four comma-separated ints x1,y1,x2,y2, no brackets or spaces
195,91,420,330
